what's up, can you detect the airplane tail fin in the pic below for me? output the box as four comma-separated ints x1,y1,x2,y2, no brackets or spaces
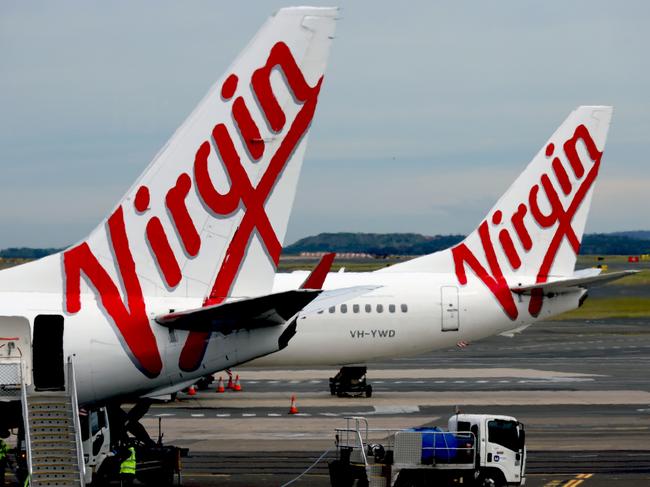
66,6,338,302
382,106,613,282
0,7,338,379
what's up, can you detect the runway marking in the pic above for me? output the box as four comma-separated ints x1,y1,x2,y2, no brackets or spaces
267,413,281,417
242,413,256,417
373,405,420,414
320,412,339,417
154,413,175,417
216,413,231,417
576,474,593,479
190,413,205,417
563,480,583,487
309,380,322,384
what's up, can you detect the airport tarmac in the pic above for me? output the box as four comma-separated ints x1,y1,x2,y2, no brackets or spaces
139,317,650,486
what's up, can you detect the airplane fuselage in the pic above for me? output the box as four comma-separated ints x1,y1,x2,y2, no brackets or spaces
252,271,584,366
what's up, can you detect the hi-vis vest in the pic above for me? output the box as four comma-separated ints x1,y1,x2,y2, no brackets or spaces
120,447,136,475
0,439,7,460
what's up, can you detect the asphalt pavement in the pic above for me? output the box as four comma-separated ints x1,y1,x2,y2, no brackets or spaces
138,316,650,486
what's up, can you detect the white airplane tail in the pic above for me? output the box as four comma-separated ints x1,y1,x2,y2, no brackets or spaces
381,106,613,316
0,7,338,376
71,6,337,302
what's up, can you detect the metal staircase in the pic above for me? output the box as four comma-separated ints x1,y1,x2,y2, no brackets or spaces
22,360,86,487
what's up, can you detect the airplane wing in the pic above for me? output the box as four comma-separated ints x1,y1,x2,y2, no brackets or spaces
155,285,380,334
510,269,637,295
155,290,321,333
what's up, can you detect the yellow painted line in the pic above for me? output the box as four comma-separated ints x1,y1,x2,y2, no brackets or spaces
564,479,584,487
578,473,594,479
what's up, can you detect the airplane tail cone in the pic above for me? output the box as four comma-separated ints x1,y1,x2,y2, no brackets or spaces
187,385,197,396
288,395,299,415
216,376,225,393
233,375,242,392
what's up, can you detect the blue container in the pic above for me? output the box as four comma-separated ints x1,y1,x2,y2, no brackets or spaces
409,427,459,464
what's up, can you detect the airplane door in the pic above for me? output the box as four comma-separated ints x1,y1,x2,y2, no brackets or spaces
33,315,65,391
441,286,460,332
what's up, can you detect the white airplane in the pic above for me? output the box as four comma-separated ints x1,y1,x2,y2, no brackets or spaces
0,6,343,430
255,106,635,375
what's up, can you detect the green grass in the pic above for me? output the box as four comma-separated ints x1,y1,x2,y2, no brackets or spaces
0,258,29,270
604,269,650,286
553,297,650,320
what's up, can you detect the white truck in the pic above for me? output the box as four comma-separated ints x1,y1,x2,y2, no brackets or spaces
329,413,526,487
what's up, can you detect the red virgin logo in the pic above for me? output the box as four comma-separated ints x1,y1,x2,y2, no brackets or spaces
451,124,603,320
63,42,324,378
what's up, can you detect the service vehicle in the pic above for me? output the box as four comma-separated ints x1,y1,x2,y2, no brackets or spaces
329,366,372,397
329,413,526,487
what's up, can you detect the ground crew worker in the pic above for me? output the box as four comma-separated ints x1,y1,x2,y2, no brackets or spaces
119,443,136,486
0,433,9,486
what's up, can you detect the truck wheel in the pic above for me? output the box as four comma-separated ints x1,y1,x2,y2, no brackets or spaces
365,385,372,398
478,471,505,487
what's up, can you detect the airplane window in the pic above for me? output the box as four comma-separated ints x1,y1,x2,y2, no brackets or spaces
401,304,408,313
377,304,383,313
389,304,396,313
365,304,372,313
353,304,360,313
329,306,335,313
341,304,348,314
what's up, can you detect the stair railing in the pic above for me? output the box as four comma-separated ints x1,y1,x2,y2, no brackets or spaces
66,357,86,486
20,364,32,478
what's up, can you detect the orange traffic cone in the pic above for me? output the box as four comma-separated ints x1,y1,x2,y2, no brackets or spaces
216,376,225,393
187,385,197,396
226,375,234,390
233,375,242,392
288,395,299,415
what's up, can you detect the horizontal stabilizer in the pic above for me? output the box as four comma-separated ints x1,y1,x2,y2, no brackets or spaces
155,289,322,333
511,270,637,295
300,285,381,314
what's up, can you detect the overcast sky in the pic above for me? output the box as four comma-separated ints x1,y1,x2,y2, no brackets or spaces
1,1,649,248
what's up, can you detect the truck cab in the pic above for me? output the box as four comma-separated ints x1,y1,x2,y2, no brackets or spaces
448,414,526,486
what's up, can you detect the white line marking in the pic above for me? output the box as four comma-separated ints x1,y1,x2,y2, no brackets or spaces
190,414,205,417
154,413,174,417
373,405,420,414
216,414,231,417
242,413,256,417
